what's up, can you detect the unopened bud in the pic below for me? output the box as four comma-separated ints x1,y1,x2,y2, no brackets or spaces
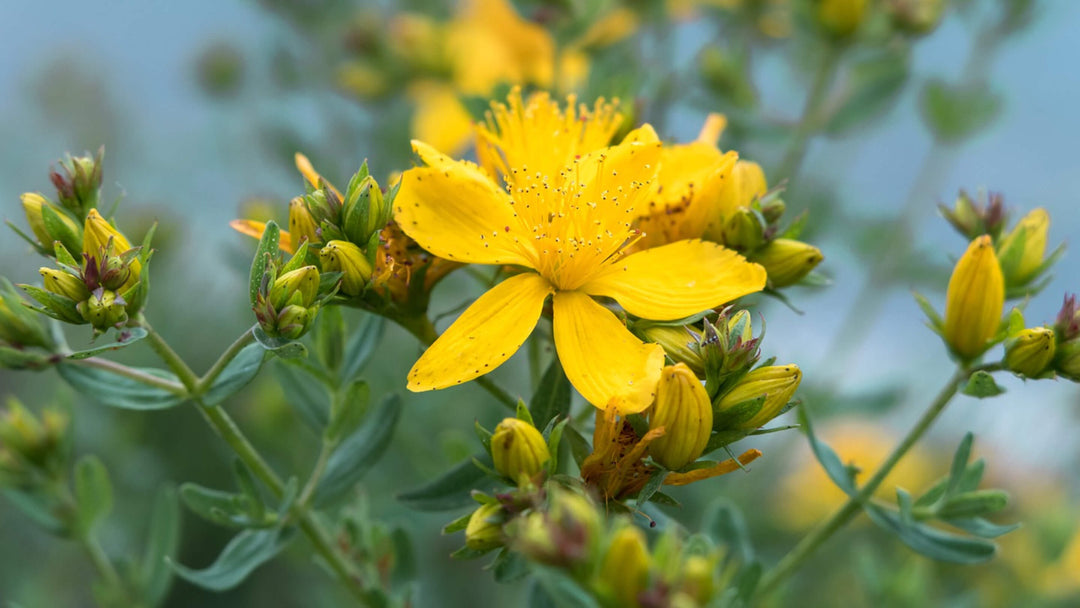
750,239,824,288
319,240,372,296
944,236,1004,359
490,418,550,483
341,176,389,245
679,555,716,605
77,289,128,330
1055,294,1080,342
649,364,712,470
0,399,66,469
50,148,104,216
269,266,320,310
997,208,1050,288
1056,341,1080,382
703,160,768,241
465,502,505,552
288,197,321,246
599,526,651,607
82,209,141,286
20,193,81,255
759,197,787,224
1004,328,1056,377
816,0,868,38
642,325,704,375
886,0,946,35
715,365,802,430
726,310,753,344
40,268,90,302
719,207,766,251
276,304,316,340
0,280,54,350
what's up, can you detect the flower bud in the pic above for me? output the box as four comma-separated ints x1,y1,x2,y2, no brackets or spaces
0,279,54,350
886,0,946,36
269,266,320,310
20,193,81,255
1055,294,1080,342
40,268,90,302
750,239,824,288
1055,341,1080,382
319,240,372,296
715,365,802,430
276,304,316,340
82,209,141,286
0,398,68,469
341,176,390,245
939,190,1007,240
77,289,128,331
997,208,1050,288
726,309,753,344
642,326,704,375
816,0,868,38
599,526,651,607
703,160,767,241
679,555,716,605
718,207,765,252
490,418,550,483
288,197,321,247
1004,328,1056,377
944,236,1005,359
50,148,103,216
465,502,505,551
649,364,713,470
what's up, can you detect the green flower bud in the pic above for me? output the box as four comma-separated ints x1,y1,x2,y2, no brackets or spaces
939,190,1006,240
21,193,81,255
1055,340,1080,382
649,364,712,470
817,0,868,38
276,304,315,340
997,208,1050,288
77,289,128,331
0,398,68,469
269,266,320,310
1004,328,1056,377
599,525,651,607
40,268,90,302
288,197,321,247
490,418,550,483
319,240,372,296
49,148,104,216
715,364,802,430
944,236,1004,359
886,0,946,36
642,325,704,375
341,176,389,245
726,310,753,344
750,238,824,288
465,502,505,551
0,279,54,350
719,207,765,251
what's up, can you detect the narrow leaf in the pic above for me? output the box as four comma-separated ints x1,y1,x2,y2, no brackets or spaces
315,395,402,506
169,528,294,592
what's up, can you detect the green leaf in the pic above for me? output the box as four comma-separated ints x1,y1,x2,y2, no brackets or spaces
340,312,385,382
942,517,1020,539
864,503,997,564
798,407,856,494
0,345,54,370
325,380,370,444
919,79,1002,144
530,358,571,429
962,371,1005,399
1,488,68,535
492,548,530,583
140,486,180,606
389,527,416,587
252,326,308,359
275,363,330,431
946,433,974,497
57,362,184,410
248,221,280,307
203,342,266,406
169,528,294,592
564,425,592,468
74,455,113,533
179,483,251,528
635,468,668,508
912,291,943,331
313,305,345,377
703,499,754,563
315,395,402,506
937,490,1009,520
65,327,148,360
531,567,601,608
397,453,497,512
515,399,534,426
825,51,909,136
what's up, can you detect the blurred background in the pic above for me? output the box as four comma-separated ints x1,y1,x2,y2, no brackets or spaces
0,0,1077,606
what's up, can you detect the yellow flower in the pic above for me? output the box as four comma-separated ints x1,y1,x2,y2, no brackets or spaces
943,235,1005,359
446,0,554,96
407,82,477,157
396,95,766,413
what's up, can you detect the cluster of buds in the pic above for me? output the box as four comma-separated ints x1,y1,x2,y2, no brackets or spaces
1010,295,1080,382
21,209,150,335
0,278,56,367
8,149,105,257
251,239,333,340
0,397,70,487
939,191,1008,241
48,148,104,219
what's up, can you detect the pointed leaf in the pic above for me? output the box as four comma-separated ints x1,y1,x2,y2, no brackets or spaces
315,395,402,506
57,362,184,410
962,371,1004,399
169,528,294,592
252,326,308,359
75,455,113,533
204,342,266,406
397,453,497,512
530,358,571,429
65,328,148,360
141,486,180,606
248,222,280,307
340,312,385,381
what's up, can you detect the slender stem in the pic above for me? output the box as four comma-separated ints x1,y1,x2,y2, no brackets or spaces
775,43,842,184
298,440,333,509
198,325,258,392
74,357,187,395
137,317,373,603
81,532,124,591
397,314,520,412
757,366,976,597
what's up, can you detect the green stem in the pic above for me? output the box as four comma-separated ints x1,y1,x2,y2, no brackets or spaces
757,365,976,597
397,314,520,412
298,440,333,509
75,357,187,395
138,318,372,604
198,325,258,392
81,532,124,591
775,43,842,184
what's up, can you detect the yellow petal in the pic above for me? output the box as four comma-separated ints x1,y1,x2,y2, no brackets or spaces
228,219,295,254
408,84,476,157
395,141,536,266
702,160,768,239
552,291,664,413
581,240,765,320
407,273,552,391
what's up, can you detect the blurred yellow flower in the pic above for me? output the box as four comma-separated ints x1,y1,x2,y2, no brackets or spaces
776,421,935,529
395,94,765,412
